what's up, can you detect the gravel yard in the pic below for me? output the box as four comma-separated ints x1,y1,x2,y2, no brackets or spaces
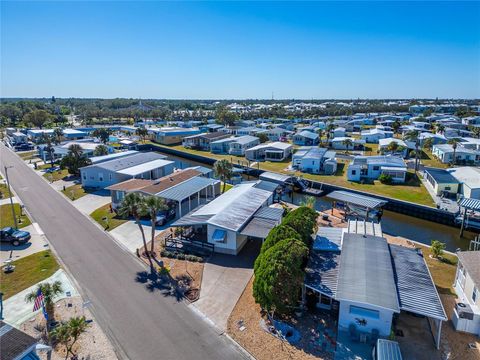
20,297,118,360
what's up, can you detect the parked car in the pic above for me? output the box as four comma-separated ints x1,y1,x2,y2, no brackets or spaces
155,208,176,226
0,226,31,246
14,143,34,151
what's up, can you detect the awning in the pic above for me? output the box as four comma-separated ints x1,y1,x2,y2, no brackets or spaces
156,176,218,202
259,171,293,185
212,229,227,242
305,250,341,297
460,197,480,211
327,190,387,210
240,217,278,239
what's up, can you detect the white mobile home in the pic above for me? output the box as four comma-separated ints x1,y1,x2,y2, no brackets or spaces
245,142,292,162
347,155,407,183
292,147,337,174
228,135,260,156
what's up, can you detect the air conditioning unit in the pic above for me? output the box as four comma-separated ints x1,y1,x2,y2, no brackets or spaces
456,303,474,320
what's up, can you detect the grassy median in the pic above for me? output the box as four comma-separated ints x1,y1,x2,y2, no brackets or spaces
0,250,60,299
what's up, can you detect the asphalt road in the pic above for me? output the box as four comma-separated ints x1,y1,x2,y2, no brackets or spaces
0,144,248,360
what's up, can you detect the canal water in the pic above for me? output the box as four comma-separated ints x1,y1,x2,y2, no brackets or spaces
161,152,478,251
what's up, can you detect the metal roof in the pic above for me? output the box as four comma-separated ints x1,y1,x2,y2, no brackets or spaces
313,227,344,252
231,135,259,145
240,217,278,239
348,220,383,237
424,167,459,184
389,244,447,320
296,130,319,140
327,190,388,210
171,213,212,227
253,206,284,221
305,250,341,297
117,159,174,176
259,171,292,184
456,251,480,289
254,180,280,193
207,187,273,231
336,234,400,312
459,197,480,210
156,176,219,201
376,339,403,360
85,152,166,171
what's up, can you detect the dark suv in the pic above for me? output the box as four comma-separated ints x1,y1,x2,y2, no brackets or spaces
155,208,176,226
0,227,31,246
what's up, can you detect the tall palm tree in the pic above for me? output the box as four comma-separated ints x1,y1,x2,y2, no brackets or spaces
422,137,434,151
342,138,353,153
391,121,401,135
404,130,420,171
471,127,480,139
94,144,109,156
435,123,445,135
44,136,56,168
386,141,399,154
53,128,63,145
326,122,335,142
448,138,460,165
25,281,63,325
135,128,149,143
317,128,324,147
214,159,233,193
143,196,168,256
118,193,153,270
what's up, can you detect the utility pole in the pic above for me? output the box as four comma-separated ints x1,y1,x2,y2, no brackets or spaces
4,165,18,229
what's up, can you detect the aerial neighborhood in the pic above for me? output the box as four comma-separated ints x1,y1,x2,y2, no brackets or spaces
1,98,480,360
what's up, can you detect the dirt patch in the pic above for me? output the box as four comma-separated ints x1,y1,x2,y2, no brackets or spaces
19,297,117,360
440,294,480,360
227,278,331,360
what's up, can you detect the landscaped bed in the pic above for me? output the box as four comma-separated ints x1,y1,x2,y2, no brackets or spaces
0,250,60,299
0,203,31,228
90,204,127,231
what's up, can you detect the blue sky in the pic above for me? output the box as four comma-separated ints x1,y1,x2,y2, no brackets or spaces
1,1,479,99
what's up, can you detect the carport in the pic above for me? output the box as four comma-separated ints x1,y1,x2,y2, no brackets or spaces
327,190,387,220
240,206,284,241
389,244,447,350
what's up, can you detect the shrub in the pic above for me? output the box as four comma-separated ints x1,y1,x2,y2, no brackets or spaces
261,225,302,254
431,240,446,258
253,238,309,315
378,173,393,184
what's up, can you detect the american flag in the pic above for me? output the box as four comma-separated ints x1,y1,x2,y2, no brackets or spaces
32,288,45,312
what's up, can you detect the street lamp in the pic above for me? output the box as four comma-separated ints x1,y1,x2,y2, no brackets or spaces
3,165,18,229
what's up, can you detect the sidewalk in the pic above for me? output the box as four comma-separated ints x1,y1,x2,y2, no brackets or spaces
3,269,78,327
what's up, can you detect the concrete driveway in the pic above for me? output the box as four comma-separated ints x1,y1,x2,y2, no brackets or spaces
191,239,261,332
0,223,49,262
72,190,111,214
109,220,169,253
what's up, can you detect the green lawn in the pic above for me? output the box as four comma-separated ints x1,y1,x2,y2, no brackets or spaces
148,142,436,207
221,182,233,192
0,250,60,299
37,162,56,170
62,184,88,200
90,204,127,231
42,169,70,182
419,149,450,169
18,150,38,160
0,183,12,199
0,203,31,228
420,244,458,295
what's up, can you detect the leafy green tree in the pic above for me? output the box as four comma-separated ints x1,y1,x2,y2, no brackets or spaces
93,144,109,156
257,132,269,143
214,159,233,193
135,127,149,143
50,316,90,360
253,238,308,315
281,206,317,246
92,128,111,144
53,128,64,144
25,281,63,324
378,173,393,184
0,104,22,126
422,137,434,151
342,138,353,153
215,106,238,126
404,130,420,171
59,144,92,175
118,193,153,271
471,126,480,139
391,121,401,134
260,225,302,256
431,240,446,258
23,109,51,128
142,196,168,256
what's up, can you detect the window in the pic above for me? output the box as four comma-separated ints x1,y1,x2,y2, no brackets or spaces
109,174,112,180
350,305,380,319
373,166,380,171
83,173,86,180
351,170,356,175
473,287,478,303
98,172,103,182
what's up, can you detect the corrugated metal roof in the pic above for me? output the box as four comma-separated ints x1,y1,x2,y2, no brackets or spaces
208,187,273,231
305,251,341,297
86,152,166,171
259,171,292,184
240,217,278,239
254,180,280,193
313,227,344,251
327,190,388,209
156,176,219,202
336,234,400,312
377,339,403,360
254,206,284,221
456,251,480,288
389,244,447,320
347,220,383,237
90,150,138,164
460,197,480,211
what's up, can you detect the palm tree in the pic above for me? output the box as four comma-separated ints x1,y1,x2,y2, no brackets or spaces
118,193,153,270
422,137,434,151
94,144,109,156
143,196,168,256
317,128,324,147
25,281,63,325
50,316,90,360
300,195,316,209
342,138,353,153
214,159,233,193
53,128,63,144
326,122,335,142
448,138,460,165
135,128,149,143
391,121,401,135
471,127,480,139
435,123,445,135
386,141,399,154
404,130,420,171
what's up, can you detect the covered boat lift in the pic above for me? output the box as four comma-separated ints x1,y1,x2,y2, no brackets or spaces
327,190,387,221
458,197,480,236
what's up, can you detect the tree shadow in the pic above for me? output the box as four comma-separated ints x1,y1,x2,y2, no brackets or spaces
135,271,184,302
